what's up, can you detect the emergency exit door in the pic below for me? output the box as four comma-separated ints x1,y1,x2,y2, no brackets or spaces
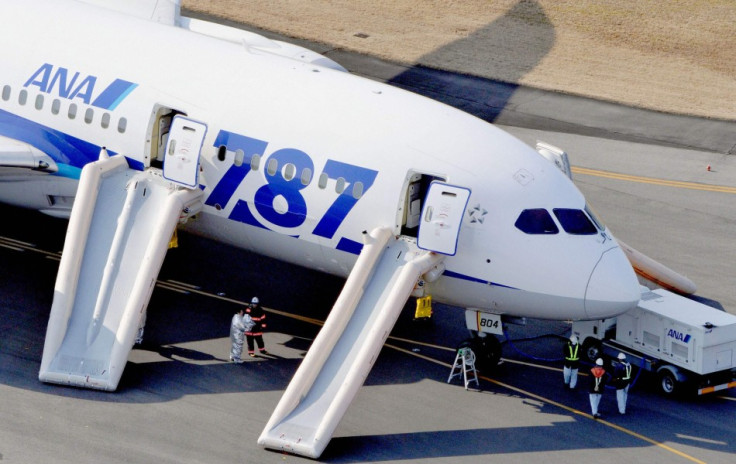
417,182,470,256
163,116,207,189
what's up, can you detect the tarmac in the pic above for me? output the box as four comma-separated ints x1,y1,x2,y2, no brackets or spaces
1,10,735,464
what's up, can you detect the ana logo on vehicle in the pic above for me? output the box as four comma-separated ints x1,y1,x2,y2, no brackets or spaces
667,329,691,343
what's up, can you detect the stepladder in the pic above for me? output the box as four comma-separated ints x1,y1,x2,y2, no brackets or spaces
447,347,479,390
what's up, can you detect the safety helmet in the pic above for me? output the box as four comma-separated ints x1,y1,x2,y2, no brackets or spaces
251,296,259,304
595,358,604,366
618,352,626,361
569,335,578,344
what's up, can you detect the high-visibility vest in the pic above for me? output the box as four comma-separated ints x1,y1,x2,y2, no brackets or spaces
623,363,632,380
566,343,579,361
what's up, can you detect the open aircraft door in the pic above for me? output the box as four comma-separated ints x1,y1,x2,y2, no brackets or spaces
163,116,207,189
417,182,470,256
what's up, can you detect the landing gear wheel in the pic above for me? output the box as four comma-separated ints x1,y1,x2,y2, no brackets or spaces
459,336,502,373
582,339,602,363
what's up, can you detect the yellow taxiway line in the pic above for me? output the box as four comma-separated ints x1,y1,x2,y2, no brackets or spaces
387,341,707,464
572,166,736,195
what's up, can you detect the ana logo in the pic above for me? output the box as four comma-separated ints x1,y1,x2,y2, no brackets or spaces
24,63,137,110
667,329,691,343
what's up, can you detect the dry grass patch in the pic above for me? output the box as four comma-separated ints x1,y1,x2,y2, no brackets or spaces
183,0,736,119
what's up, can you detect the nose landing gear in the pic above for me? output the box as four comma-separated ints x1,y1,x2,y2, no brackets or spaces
458,335,502,373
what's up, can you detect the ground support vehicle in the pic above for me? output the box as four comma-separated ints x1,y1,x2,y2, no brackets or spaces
573,288,736,395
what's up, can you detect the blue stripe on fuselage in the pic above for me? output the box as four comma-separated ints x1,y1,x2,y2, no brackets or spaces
331,239,516,289
336,237,363,254
55,163,82,180
0,108,100,175
91,80,138,111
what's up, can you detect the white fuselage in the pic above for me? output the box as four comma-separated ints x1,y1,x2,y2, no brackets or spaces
0,0,641,320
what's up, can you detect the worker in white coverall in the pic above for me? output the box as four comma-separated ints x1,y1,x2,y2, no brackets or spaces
230,308,249,363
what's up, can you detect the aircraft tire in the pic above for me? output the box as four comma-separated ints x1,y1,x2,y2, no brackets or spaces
582,338,602,363
459,336,501,373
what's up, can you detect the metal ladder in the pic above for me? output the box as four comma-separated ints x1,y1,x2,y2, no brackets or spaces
447,347,479,390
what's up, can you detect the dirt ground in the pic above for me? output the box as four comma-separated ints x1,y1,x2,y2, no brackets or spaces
182,0,736,121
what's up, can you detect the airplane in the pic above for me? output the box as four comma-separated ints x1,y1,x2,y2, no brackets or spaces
0,0,660,458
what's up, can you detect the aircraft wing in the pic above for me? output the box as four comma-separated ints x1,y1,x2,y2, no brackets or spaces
619,240,697,295
0,135,57,174
77,0,347,71
77,0,180,25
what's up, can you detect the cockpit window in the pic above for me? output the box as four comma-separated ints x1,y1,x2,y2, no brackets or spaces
553,208,598,235
585,204,605,231
515,209,559,234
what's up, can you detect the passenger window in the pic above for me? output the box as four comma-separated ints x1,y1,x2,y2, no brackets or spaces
335,177,346,194
318,172,328,189
68,103,77,119
553,208,598,235
515,209,559,234
35,94,44,110
352,181,364,199
283,163,296,181
233,149,244,167
51,99,61,115
117,117,127,133
18,89,28,105
84,108,94,124
250,154,260,171
267,158,278,176
300,167,312,186
1,85,10,101
101,112,110,128
217,145,227,162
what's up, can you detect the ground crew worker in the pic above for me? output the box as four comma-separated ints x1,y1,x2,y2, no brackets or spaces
563,335,580,389
589,358,607,418
613,352,632,414
246,296,267,356
230,308,248,363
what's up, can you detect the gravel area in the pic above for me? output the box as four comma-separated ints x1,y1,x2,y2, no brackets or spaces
183,0,736,120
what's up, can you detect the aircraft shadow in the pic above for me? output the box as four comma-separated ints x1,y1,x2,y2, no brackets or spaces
185,1,554,130
384,0,554,125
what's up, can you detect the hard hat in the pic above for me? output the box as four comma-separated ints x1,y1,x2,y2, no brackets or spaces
595,358,604,366
251,296,259,304
569,335,578,344
618,352,626,361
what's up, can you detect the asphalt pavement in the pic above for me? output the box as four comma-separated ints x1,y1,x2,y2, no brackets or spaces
1,11,735,464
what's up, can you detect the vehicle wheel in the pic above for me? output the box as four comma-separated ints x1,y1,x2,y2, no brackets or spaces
459,336,501,373
659,370,678,396
582,339,602,363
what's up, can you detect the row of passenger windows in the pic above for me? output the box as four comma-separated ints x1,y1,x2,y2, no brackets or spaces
1,85,127,133
215,144,365,199
515,207,602,235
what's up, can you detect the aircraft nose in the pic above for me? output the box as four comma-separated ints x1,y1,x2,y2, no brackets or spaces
584,246,640,319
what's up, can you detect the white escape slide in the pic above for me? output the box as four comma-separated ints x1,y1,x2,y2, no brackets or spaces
39,155,202,390
259,227,443,458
